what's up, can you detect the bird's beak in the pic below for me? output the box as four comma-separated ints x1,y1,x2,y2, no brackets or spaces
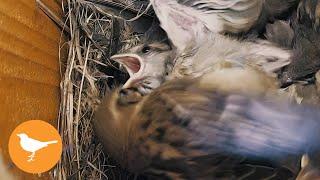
110,53,142,76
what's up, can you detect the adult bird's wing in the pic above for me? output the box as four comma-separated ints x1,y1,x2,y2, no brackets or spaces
150,0,298,51
128,77,320,179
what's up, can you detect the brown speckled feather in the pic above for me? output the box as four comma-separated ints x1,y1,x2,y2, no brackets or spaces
95,70,320,179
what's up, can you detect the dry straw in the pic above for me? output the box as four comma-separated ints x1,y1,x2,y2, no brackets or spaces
36,0,320,179
52,0,150,179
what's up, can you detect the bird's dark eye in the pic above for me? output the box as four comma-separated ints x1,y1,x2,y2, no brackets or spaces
141,46,151,54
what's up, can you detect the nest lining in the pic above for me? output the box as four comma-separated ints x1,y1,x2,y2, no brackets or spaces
54,0,149,179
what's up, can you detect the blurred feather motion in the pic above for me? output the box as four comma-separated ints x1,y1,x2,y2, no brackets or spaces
95,69,320,179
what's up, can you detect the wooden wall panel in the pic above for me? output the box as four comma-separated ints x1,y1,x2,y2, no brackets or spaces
0,0,63,179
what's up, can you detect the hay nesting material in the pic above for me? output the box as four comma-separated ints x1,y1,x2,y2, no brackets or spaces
54,0,151,179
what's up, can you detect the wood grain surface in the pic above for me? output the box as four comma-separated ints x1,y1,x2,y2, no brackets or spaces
0,0,63,179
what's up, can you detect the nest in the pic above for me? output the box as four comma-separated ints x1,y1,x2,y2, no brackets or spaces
53,0,153,179
47,0,320,179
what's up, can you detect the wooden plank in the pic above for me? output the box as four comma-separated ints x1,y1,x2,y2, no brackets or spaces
0,0,63,179
0,0,62,42
0,30,59,72
0,11,59,56
0,51,60,87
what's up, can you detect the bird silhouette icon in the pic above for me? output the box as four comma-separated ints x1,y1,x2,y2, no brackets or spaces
17,133,58,162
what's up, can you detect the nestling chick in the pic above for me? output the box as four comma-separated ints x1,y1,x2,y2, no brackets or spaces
111,0,296,93
111,42,175,94
94,68,320,179
151,0,293,78
169,34,291,80
112,31,291,93
111,20,176,94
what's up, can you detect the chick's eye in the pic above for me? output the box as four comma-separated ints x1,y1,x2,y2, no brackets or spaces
141,46,151,54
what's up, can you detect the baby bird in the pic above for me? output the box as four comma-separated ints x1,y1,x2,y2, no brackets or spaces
111,41,175,95
150,0,296,79
112,0,320,92
111,0,298,93
94,68,320,179
111,20,175,94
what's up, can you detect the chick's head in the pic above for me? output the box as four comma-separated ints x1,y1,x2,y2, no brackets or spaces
111,42,175,94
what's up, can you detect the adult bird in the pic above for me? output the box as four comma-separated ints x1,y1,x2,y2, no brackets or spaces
94,68,320,179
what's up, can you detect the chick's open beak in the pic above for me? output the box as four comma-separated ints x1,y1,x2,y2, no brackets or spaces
110,54,142,75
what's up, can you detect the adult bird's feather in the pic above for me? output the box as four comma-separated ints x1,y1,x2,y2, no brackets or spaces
95,69,320,179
